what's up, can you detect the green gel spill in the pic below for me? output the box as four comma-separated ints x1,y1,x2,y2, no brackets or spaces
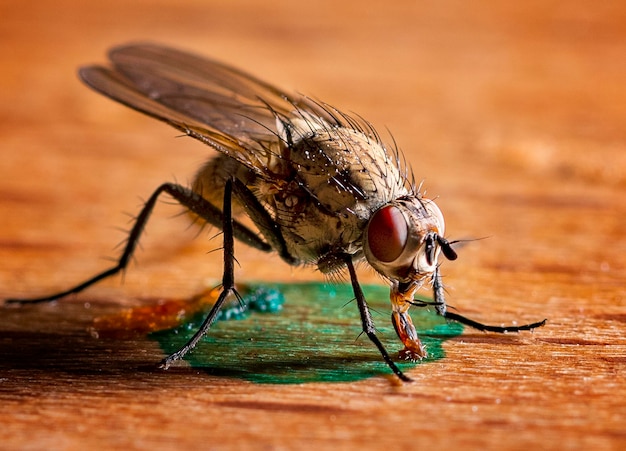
151,283,463,384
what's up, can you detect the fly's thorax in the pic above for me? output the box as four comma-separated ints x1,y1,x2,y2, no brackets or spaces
279,114,408,216
267,113,412,269
363,196,445,283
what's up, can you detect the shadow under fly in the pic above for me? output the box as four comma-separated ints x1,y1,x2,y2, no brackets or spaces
6,43,546,381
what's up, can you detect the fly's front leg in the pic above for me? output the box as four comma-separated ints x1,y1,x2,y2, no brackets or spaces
390,281,428,361
433,266,547,332
344,256,411,382
6,182,268,305
161,179,238,368
432,267,447,317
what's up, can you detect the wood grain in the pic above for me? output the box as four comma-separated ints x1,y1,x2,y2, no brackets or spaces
1,0,625,449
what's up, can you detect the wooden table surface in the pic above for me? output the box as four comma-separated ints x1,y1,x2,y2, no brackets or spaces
1,0,625,449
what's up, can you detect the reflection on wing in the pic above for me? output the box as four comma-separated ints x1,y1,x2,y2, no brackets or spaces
79,43,343,178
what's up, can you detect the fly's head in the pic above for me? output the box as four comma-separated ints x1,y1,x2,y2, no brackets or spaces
363,196,458,286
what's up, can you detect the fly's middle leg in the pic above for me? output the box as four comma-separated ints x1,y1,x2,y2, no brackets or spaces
161,179,239,368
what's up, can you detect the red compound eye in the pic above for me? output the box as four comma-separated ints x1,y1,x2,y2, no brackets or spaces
366,206,408,263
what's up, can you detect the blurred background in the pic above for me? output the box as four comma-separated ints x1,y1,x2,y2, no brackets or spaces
1,2,625,449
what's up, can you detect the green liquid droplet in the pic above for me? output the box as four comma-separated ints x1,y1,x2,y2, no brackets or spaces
150,282,463,384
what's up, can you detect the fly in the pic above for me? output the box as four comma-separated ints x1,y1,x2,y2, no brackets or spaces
6,43,546,381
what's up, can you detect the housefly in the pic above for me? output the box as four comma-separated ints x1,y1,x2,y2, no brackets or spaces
7,44,546,381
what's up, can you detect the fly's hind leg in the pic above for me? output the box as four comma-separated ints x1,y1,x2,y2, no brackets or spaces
5,182,270,305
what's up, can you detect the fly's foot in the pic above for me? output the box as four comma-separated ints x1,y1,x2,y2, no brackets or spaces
158,356,176,370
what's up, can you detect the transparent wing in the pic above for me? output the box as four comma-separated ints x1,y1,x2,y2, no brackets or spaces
79,43,338,177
